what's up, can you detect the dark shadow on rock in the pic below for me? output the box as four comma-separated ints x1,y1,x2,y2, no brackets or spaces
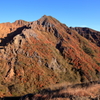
0,96,21,100
0,94,34,100
0,25,29,47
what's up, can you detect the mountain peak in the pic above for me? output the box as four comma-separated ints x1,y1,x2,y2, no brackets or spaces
0,15,100,97
38,15,60,26
13,20,28,26
41,15,48,18
38,15,52,24
41,15,51,19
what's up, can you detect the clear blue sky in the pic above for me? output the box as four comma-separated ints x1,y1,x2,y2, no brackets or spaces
0,0,100,31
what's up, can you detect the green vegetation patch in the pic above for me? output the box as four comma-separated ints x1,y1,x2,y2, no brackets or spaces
82,46,95,57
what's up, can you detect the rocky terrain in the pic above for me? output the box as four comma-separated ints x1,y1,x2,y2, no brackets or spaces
0,15,100,98
70,27,100,47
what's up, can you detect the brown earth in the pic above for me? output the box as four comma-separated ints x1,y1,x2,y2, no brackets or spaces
0,15,100,97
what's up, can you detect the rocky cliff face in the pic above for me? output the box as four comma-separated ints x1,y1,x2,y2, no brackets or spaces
0,15,100,97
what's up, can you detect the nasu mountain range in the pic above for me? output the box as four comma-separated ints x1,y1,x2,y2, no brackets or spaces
0,15,100,98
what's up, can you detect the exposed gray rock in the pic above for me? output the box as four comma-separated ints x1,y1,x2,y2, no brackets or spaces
22,29,39,40
46,58,61,71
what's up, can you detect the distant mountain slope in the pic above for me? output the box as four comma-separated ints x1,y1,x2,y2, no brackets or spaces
70,27,100,47
0,15,100,97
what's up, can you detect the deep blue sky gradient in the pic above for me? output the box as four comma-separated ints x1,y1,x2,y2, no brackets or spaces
0,0,100,31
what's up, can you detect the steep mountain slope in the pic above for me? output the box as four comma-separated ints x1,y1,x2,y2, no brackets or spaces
0,15,100,97
70,27,100,47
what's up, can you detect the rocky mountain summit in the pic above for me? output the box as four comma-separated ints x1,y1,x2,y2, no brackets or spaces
0,15,100,97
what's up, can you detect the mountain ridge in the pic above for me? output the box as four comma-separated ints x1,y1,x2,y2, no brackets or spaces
0,15,100,97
